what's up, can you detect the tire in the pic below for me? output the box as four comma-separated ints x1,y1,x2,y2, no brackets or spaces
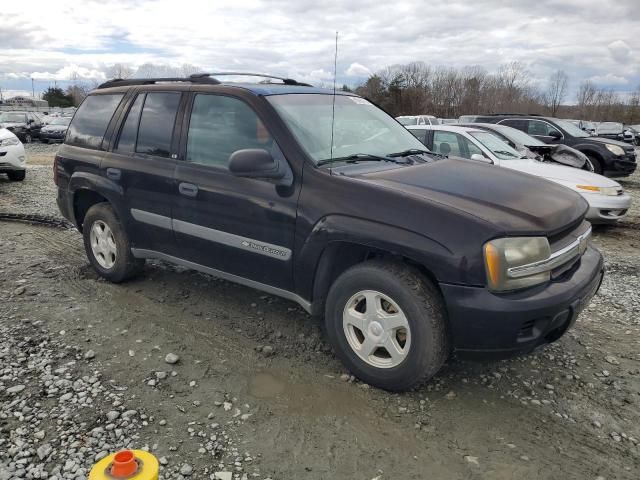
7,170,26,181
41,138,48,144
82,203,144,283
324,259,449,391
586,154,602,174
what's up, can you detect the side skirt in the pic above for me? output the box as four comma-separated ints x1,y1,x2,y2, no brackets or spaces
131,248,312,314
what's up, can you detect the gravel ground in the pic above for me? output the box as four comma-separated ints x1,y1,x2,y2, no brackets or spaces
0,146,639,479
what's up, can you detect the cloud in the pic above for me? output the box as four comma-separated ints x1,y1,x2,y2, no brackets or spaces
589,73,629,86
608,40,632,63
345,63,372,77
0,0,638,99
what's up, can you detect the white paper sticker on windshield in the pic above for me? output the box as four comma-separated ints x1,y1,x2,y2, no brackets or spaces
348,96,371,105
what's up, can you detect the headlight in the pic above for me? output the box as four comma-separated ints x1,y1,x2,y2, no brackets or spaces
483,237,551,291
576,185,621,196
605,144,625,156
0,137,20,147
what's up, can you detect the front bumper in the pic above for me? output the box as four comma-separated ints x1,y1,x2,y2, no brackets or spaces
605,152,637,177
583,192,632,223
441,246,604,358
40,130,66,142
0,143,26,172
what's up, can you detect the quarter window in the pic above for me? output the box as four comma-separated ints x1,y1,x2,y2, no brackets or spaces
66,94,124,149
135,92,181,157
186,94,275,168
116,94,144,153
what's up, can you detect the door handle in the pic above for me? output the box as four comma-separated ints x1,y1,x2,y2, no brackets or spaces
106,168,121,181
179,182,198,197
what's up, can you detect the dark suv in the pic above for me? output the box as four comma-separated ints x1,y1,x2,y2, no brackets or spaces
0,111,43,143
469,114,637,177
55,74,604,391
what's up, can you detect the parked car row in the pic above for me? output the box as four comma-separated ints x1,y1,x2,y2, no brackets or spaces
0,110,71,144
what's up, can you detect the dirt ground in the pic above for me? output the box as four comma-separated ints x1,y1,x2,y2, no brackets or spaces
1,144,639,479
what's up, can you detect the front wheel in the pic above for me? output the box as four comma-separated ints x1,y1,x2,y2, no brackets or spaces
586,154,602,174
82,203,144,283
7,170,25,181
324,260,449,391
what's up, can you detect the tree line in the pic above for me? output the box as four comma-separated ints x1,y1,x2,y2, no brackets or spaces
353,61,640,124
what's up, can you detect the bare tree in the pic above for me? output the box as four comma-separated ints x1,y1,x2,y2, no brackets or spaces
544,70,569,116
106,63,134,79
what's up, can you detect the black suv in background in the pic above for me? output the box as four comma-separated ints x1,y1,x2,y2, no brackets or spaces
55,74,603,390
469,114,636,177
0,111,43,143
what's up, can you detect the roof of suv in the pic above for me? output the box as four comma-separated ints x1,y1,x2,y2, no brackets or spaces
95,73,355,97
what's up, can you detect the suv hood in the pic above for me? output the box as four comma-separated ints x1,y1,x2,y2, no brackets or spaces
349,158,587,236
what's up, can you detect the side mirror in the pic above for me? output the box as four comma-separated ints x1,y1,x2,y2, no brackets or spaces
548,130,561,140
228,149,292,186
470,153,493,164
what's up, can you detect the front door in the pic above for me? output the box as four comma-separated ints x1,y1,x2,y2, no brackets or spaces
171,93,298,290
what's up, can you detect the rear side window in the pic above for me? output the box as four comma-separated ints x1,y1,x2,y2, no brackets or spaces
499,119,527,131
66,94,124,149
136,92,181,157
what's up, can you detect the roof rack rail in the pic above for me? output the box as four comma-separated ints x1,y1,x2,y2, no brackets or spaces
482,113,541,117
97,76,221,89
190,72,312,87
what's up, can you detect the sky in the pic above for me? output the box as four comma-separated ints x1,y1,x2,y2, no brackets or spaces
1,0,639,101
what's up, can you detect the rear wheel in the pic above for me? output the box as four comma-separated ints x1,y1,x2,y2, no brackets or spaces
324,260,449,391
7,170,25,181
83,203,144,283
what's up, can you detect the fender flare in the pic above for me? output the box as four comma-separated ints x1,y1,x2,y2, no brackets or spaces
67,172,124,226
295,214,467,310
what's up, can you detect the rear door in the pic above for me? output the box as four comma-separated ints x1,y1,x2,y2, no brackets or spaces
101,90,182,254
171,92,298,290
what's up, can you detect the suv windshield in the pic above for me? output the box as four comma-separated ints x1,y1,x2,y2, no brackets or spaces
0,113,27,123
597,122,623,134
268,94,427,163
469,131,525,160
554,119,589,137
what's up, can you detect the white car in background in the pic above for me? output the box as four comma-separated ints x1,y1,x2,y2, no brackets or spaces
407,125,632,224
396,115,439,126
0,128,26,181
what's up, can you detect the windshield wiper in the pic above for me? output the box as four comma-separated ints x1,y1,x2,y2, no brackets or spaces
317,153,402,167
387,148,432,158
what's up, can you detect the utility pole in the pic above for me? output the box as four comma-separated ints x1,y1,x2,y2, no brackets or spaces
31,78,35,98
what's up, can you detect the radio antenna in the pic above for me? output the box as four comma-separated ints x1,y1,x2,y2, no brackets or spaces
329,31,338,161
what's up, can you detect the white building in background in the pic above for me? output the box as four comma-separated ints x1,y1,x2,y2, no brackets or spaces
3,96,49,108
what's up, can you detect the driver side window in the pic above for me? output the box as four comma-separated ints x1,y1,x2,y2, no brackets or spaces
186,94,275,169
527,120,560,137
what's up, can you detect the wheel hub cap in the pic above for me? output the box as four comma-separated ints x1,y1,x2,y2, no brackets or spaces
89,220,117,269
342,290,411,369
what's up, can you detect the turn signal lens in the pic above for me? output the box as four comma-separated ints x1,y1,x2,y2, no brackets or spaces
484,243,501,287
576,185,601,192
